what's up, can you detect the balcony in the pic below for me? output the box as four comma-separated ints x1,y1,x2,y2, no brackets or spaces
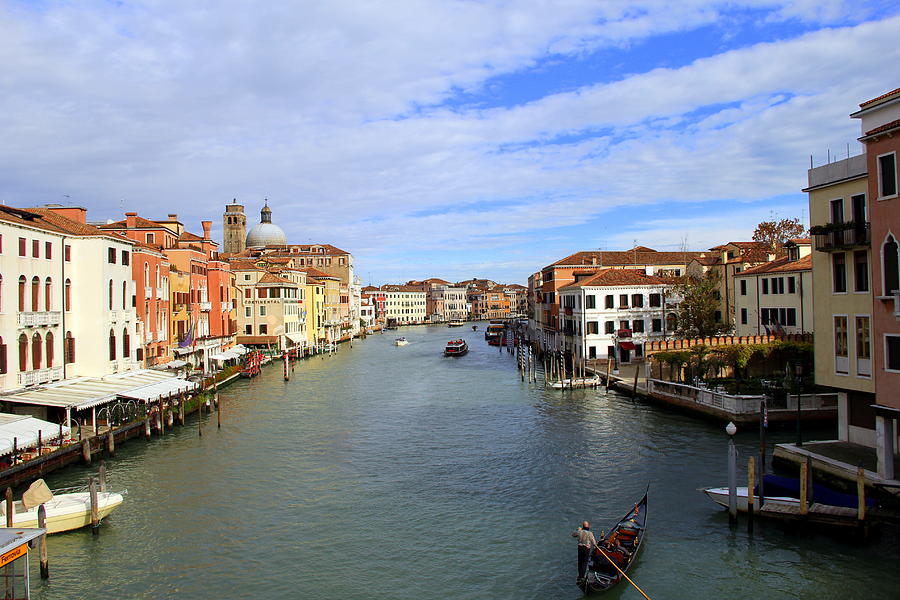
221,300,233,312
617,329,632,339
812,222,870,251
17,311,62,327
145,330,154,343
17,366,63,386
200,302,212,312
157,287,166,298
145,286,153,298
110,310,136,322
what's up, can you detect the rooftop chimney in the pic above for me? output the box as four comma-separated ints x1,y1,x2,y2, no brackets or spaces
168,213,178,222
201,220,212,240
43,205,87,224
125,212,138,228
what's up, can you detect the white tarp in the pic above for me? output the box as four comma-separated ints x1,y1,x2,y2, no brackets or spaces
285,333,304,344
118,378,198,402
0,414,70,456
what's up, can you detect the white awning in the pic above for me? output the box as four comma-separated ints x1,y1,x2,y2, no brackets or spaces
3,370,196,411
285,333,304,344
172,347,195,356
118,377,198,402
231,345,248,355
159,360,187,369
209,353,230,361
0,414,70,456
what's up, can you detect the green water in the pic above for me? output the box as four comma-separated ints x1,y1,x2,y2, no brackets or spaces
30,325,899,599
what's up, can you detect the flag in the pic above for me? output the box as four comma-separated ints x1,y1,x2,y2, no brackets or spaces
178,320,195,348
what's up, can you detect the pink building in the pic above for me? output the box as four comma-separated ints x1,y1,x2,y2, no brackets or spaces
852,87,900,478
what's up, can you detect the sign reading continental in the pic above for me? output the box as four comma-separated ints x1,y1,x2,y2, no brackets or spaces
0,543,27,568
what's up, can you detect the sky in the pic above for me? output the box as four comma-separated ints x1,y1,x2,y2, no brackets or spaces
1,1,898,285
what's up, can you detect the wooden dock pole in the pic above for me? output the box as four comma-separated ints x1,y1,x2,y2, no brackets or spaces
747,456,755,534
857,466,866,523
37,504,49,579
5,488,12,527
605,358,611,391
632,366,639,398
106,430,115,456
99,460,107,492
159,400,166,435
179,395,185,426
144,416,151,440
799,460,808,516
89,477,99,535
198,396,203,437
81,438,91,465
217,394,222,429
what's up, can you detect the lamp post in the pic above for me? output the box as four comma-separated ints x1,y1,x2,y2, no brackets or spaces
795,362,803,447
726,421,738,526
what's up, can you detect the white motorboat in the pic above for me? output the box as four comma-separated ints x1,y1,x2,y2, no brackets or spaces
447,320,465,327
395,337,409,346
0,479,124,534
700,486,800,513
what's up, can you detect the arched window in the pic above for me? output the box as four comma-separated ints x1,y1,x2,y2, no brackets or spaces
144,262,150,287
64,331,75,364
31,332,41,370
18,276,25,312
65,279,71,311
884,234,899,295
31,276,40,311
44,277,52,311
108,280,113,310
0,336,6,374
122,327,130,358
18,334,27,372
45,331,54,368
156,265,160,288
122,280,127,309
108,329,116,361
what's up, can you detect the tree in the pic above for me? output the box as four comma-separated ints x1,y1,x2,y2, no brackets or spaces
752,217,805,257
672,271,730,338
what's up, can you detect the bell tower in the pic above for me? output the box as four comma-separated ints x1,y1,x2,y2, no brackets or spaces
223,199,246,254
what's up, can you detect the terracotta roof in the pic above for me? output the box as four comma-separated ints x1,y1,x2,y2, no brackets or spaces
736,254,812,276
693,256,722,266
178,232,203,242
560,269,675,289
860,88,900,108
864,118,900,137
258,272,295,285
422,278,451,285
99,215,163,230
549,249,704,268
295,267,334,279
381,285,426,293
361,286,379,292
788,237,811,244
228,259,263,271
27,207,129,239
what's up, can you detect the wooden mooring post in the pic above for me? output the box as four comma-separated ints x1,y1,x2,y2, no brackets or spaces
198,395,203,437
179,395,186,425
4,488,12,527
37,504,49,578
632,366,640,398
747,456,755,534
89,477,99,535
144,415,151,440
106,430,115,456
605,358,612,391
799,459,808,516
99,460,107,492
81,438,91,465
857,466,866,525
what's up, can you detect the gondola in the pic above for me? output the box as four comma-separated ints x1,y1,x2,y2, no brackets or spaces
580,490,648,594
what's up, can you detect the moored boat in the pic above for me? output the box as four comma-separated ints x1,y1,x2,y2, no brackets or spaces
448,320,465,327
485,323,505,344
444,339,468,356
395,337,409,346
1,479,125,534
701,473,876,513
580,490,648,594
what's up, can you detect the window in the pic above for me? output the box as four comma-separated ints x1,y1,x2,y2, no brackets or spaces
122,328,130,358
18,276,25,312
45,331,54,368
762,279,769,294
64,332,75,364
121,250,129,266
45,241,52,259
714,310,722,323
832,253,847,293
740,280,747,296
146,233,155,244
18,238,25,257
64,279,71,311
775,278,785,294
32,239,39,258
652,318,662,332
619,294,629,308
31,332,41,370
244,274,251,281
144,263,150,287
64,245,71,261
588,346,596,359
632,294,644,308
649,293,661,307
18,334,27,372
259,305,267,316
0,337,5,374
856,317,870,360
108,248,116,263
245,306,251,318
108,280,113,309
633,319,644,333
587,321,598,335
878,152,897,198
854,251,869,292
834,316,848,358
108,330,116,361
259,324,268,334
785,308,797,326
244,324,252,335
44,277,51,310
31,277,39,311
586,295,595,309
887,335,900,371
830,198,844,223
883,235,899,294
605,295,614,309
122,281,127,309
604,321,615,334
619,320,630,330
740,308,748,325
788,277,796,294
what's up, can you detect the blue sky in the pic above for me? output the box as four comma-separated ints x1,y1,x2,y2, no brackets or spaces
1,1,898,285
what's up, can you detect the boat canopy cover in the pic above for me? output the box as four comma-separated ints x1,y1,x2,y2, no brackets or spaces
22,479,53,510
0,414,70,456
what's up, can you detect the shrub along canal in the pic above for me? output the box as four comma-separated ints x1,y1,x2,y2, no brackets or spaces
31,325,900,599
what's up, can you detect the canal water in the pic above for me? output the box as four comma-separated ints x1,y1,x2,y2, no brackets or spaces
31,326,899,599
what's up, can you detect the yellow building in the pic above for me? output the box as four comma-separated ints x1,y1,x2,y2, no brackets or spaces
168,268,192,364
305,277,326,348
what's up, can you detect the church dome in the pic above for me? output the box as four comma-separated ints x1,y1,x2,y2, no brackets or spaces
246,201,287,247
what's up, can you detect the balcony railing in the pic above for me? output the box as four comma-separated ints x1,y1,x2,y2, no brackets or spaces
200,302,212,312
145,286,153,298
157,287,166,298
17,311,62,327
221,300,233,312
812,222,870,251
17,366,63,386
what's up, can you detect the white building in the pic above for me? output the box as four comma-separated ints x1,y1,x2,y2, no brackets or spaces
733,241,814,336
360,296,376,330
0,205,140,394
380,286,427,324
558,269,676,366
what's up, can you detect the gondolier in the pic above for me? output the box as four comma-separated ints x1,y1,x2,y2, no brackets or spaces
572,520,597,582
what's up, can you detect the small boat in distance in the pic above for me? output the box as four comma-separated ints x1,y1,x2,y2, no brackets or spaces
395,337,409,346
485,323,505,344
472,325,477,331
1,479,125,534
444,339,468,356
448,320,465,327
580,490,648,594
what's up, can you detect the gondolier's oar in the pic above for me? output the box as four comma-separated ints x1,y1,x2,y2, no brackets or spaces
595,548,652,600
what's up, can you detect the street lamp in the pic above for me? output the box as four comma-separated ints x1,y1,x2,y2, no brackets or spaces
726,421,738,525
795,362,803,447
